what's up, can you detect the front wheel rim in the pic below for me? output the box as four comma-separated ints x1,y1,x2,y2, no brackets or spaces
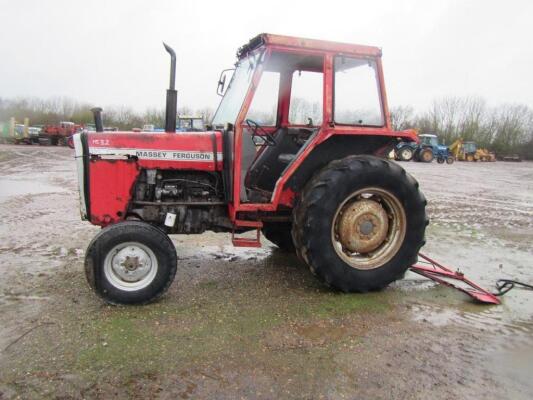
103,242,158,291
331,188,407,270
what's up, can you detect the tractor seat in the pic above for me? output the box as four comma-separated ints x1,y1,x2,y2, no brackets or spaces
245,127,314,196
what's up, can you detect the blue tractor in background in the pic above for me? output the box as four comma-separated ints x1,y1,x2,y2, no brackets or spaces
395,133,454,164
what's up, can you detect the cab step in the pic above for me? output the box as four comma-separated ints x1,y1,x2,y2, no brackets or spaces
231,220,262,247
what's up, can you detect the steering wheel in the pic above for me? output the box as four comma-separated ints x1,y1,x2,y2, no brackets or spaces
245,119,276,146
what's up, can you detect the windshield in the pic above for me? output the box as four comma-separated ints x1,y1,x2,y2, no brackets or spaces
421,136,438,146
212,52,261,126
464,142,476,153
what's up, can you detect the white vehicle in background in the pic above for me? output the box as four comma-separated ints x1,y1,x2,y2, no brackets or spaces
177,115,205,132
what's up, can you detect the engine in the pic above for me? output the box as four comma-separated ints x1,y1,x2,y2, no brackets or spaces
130,169,231,234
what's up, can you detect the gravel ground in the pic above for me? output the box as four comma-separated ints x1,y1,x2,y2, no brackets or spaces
0,144,532,399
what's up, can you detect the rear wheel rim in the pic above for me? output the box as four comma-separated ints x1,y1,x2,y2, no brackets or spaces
401,148,412,160
103,242,158,291
331,188,406,270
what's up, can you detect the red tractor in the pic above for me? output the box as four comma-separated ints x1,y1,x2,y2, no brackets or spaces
75,34,426,304
42,121,83,146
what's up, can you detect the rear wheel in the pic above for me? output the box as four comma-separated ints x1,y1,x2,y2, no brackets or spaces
398,146,414,161
85,221,177,304
262,222,295,252
419,148,434,163
292,155,427,292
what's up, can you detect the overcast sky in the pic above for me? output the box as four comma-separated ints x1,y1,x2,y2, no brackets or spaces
1,0,532,113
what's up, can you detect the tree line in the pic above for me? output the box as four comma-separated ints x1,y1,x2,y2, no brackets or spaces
0,97,214,131
1,95,532,159
391,97,533,159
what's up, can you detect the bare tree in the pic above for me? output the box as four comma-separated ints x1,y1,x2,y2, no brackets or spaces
390,105,415,130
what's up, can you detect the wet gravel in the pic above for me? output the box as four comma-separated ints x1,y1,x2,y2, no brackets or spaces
0,144,532,399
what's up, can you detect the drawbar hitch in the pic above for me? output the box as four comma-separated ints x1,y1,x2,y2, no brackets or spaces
410,253,501,305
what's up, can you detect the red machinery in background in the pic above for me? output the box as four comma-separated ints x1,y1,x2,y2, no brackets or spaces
41,121,83,146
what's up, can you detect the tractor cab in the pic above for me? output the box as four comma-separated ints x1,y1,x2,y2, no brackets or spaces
177,115,204,132
211,34,415,208
463,141,477,154
419,134,439,147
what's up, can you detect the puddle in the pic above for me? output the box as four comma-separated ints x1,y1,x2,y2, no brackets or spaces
175,243,273,262
411,303,532,335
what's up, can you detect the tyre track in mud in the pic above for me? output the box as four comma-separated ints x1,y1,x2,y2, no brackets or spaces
0,145,96,354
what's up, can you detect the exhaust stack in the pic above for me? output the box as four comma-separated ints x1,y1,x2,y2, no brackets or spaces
91,107,104,132
163,42,177,133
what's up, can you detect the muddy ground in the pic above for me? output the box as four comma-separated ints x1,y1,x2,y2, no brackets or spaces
0,144,532,399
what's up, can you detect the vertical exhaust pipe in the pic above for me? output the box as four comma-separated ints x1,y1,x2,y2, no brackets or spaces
91,107,104,132
163,42,177,133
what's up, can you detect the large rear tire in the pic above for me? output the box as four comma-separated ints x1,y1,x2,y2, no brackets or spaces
262,222,295,252
85,221,177,305
397,146,414,162
419,148,434,163
292,155,427,292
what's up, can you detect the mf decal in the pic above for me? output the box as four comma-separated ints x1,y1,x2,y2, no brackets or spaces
89,147,222,161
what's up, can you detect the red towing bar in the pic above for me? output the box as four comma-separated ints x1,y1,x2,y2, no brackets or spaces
410,253,501,305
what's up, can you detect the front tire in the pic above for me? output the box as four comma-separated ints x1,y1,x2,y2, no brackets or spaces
85,221,177,304
292,155,427,292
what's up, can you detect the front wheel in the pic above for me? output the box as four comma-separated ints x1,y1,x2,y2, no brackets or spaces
437,156,445,164
85,221,177,304
446,156,454,164
292,155,427,292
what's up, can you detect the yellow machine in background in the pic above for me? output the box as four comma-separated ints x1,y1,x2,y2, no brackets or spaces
448,138,496,162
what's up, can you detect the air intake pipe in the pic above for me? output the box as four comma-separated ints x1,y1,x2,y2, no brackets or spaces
163,42,177,133
91,107,104,132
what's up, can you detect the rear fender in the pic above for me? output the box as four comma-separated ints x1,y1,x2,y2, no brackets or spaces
280,135,396,206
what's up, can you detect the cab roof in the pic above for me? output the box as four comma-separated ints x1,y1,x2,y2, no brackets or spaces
237,33,382,59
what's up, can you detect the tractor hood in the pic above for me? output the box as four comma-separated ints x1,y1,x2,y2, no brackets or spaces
72,130,224,222
79,131,223,171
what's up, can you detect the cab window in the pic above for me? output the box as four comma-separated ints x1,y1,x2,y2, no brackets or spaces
334,56,384,126
246,71,280,126
289,70,323,126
